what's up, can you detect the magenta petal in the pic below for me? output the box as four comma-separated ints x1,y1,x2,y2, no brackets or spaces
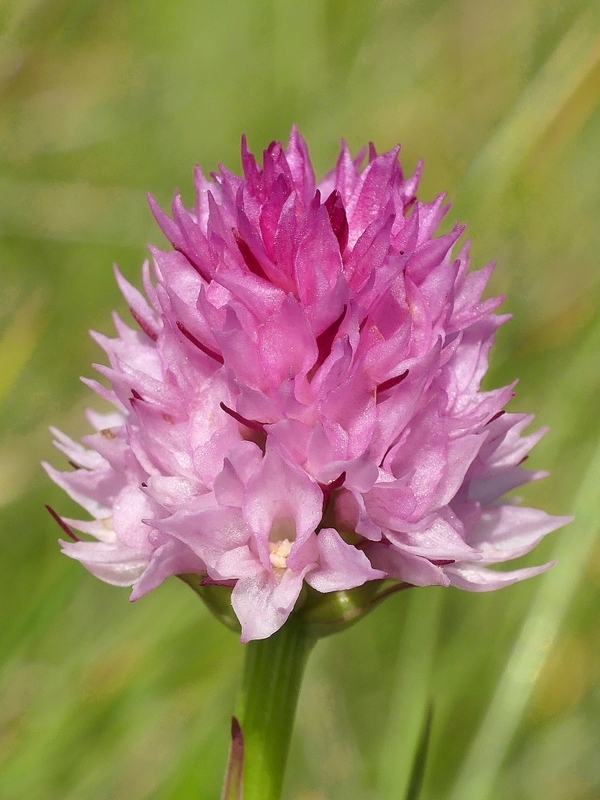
114,264,160,340
335,488,383,541
257,295,318,383
285,125,316,209
214,441,263,508
429,434,484,509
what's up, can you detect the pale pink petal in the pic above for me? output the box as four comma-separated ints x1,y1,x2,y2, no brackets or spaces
112,485,163,547
232,569,306,642
60,539,149,586
130,539,205,600
152,506,250,568
468,506,572,564
307,528,385,592
367,542,450,587
445,561,555,591
385,514,478,561
214,545,265,580
243,446,323,546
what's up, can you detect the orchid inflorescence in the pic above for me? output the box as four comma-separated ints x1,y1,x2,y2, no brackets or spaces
45,127,568,643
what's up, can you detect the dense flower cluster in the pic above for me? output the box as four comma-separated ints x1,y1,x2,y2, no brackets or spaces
45,128,568,641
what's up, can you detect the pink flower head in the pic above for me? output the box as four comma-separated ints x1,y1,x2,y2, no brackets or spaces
45,127,569,641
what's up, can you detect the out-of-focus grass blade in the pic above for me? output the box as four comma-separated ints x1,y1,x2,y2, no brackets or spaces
0,290,46,404
405,705,433,800
537,312,600,457
0,581,239,800
461,6,600,203
376,589,442,800
447,434,600,800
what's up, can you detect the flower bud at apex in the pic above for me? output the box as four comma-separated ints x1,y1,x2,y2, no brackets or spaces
45,127,571,643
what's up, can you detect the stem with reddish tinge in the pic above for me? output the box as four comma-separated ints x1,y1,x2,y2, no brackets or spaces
235,614,315,800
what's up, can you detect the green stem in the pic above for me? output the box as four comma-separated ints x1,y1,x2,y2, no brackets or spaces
235,614,315,800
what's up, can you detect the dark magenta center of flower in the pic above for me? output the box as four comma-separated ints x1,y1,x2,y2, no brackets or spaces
324,190,349,254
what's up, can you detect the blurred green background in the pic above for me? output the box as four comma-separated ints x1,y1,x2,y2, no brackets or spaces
1,0,600,798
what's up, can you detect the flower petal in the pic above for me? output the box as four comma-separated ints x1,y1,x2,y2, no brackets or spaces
307,528,385,592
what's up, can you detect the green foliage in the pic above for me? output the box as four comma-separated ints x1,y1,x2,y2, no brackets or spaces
1,1,600,798
405,705,433,800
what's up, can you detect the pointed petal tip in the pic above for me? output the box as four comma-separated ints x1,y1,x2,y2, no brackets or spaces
555,514,574,528
231,716,244,744
221,715,245,800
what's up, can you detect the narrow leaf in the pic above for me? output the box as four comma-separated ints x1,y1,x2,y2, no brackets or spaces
376,589,442,799
405,704,433,800
461,7,600,202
